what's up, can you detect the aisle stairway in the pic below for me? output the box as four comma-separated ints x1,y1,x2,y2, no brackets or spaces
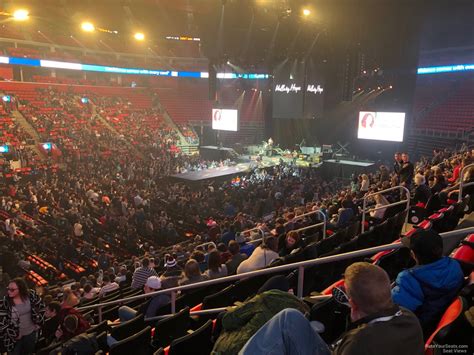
11,110,46,161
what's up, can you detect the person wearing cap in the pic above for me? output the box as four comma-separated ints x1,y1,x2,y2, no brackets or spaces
392,229,464,338
117,276,170,322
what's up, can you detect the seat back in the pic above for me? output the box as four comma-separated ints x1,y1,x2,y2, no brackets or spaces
109,326,152,355
309,297,349,344
152,307,191,349
451,234,474,264
168,320,213,355
202,285,235,309
424,297,470,354
86,320,110,335
95,331,108,352
111,313,145,341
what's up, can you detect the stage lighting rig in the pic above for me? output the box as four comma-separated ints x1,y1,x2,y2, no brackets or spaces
13,9,29,21
0,9,30,21
134,32,145,41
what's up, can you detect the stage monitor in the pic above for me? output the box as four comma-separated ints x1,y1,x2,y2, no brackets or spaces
212,108,239,131
357,111,405,142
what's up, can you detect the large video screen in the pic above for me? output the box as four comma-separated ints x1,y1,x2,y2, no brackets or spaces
357,111,405,142
212,108,239,131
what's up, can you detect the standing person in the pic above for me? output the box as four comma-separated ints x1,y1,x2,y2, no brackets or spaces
399,153,415,188
0,277,46,354
393,152,403,176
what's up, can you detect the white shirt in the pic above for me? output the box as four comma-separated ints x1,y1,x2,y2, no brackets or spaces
237,247,279,274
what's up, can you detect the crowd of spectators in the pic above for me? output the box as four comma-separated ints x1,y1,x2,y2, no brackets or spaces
0,93,473,354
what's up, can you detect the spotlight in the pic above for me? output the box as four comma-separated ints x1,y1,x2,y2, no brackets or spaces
13,9,29,21
389,85,393,89
81,22,95,32
302,8,311,16
134,32,145,41
377,86,381,90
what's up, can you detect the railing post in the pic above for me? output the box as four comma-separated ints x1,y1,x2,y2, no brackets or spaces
315,210,327,239
171,290,176,314
361,196,368,233
297,266,305,298
98,306,103,323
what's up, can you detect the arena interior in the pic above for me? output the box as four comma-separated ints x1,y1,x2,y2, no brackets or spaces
0,1,473,354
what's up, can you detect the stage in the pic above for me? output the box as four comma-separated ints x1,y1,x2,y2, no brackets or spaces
170,146,373,183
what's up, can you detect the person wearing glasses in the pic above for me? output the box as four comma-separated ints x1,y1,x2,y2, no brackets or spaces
0,277,46,354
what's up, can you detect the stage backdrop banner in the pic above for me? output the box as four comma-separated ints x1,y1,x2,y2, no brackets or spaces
272,59,305,119
303,59,325,119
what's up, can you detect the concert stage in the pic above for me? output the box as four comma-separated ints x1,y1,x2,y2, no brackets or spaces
170,155,317,183
170,151,371,183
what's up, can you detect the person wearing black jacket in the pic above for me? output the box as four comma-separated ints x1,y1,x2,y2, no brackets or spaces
412,174,432,205
399,153,414,187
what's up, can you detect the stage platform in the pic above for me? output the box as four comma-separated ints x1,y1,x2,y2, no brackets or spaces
170,163,251,182
170,153,372,183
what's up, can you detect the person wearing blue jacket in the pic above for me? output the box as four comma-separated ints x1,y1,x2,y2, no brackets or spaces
392,229,464,338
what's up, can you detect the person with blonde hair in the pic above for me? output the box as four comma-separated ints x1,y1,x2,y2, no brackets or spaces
369,193,389,220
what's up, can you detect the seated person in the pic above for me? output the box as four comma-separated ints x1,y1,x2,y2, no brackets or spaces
237,236,279,274
212,275,309,355
225,240,247,275
179,259,210,286
368,193,389,223
279,231,302,257
54,314,90,343
118,276,170,322
239,262,424,355
336,199,355,228
412,174,431,205
44,301,90,345
392,230,464,337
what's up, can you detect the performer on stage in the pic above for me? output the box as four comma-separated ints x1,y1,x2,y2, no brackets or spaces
266,137,274,157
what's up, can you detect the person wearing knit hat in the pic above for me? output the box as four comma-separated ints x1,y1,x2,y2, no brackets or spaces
117,276,170,323
160,254,183,288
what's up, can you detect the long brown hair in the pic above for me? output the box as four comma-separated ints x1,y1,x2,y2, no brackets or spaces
9,277,29,302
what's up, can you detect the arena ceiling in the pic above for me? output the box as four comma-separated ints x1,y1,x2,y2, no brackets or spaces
1,0,472,67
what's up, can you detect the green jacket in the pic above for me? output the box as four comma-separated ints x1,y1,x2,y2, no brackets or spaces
212,290,309,355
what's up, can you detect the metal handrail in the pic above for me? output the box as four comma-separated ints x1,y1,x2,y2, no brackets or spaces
248,214,327,245
144,295,332,321
284,210,320,226
77,226,474,320
361,186,410,233
241,227,265,240
458,163,474,202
